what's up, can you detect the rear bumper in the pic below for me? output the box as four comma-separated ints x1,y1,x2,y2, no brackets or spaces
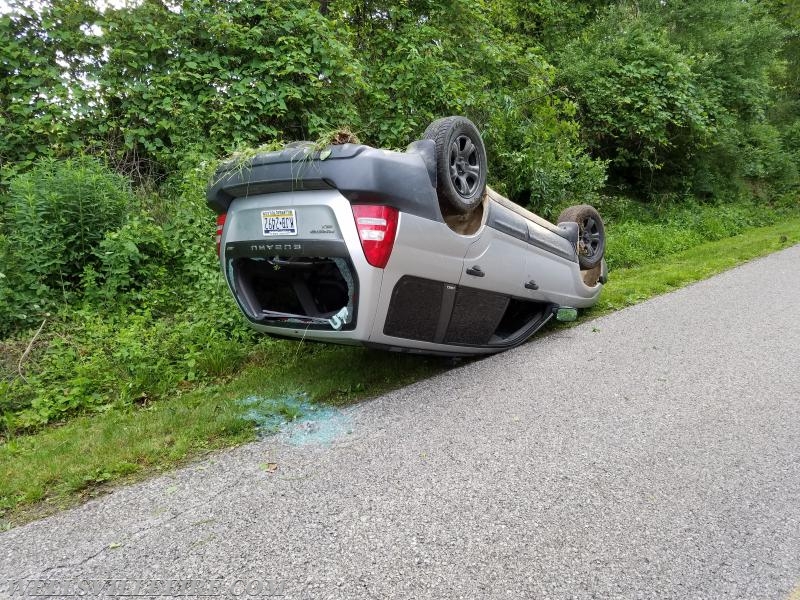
207,141,442,223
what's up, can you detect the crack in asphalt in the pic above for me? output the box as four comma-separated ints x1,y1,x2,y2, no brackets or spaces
31,471,249,579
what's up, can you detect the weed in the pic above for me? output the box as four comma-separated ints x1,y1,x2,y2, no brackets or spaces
603,197,788,269
216,141,285,181
211,127,362,191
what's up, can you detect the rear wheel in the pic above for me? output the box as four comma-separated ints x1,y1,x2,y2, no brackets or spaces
423,116,487,214
557,204,605,270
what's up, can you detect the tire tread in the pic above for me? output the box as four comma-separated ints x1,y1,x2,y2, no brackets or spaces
422,116,486,214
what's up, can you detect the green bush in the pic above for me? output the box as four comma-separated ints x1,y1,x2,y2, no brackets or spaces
557,6,712,194
0,156,258,435
82,213,178,306
0,157,133,335
485,94,607,216
605,198,786,269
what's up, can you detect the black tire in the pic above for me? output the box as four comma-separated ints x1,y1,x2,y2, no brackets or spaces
423,116,487,214
557,204,606,270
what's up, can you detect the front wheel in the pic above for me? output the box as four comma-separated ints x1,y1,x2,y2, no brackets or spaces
557,204,605,270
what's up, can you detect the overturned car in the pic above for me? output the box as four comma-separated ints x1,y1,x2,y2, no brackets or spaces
207,117,607,356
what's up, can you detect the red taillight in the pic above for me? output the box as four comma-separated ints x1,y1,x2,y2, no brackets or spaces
215,213,227,256
351,205,398,269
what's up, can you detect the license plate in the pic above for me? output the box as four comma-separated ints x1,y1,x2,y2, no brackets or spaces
261,209,297,236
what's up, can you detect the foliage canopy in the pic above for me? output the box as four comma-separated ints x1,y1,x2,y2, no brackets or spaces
1,0,797,201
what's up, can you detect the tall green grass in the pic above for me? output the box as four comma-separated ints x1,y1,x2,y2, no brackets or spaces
599,195,795,269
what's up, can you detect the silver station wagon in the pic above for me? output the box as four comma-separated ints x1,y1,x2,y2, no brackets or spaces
207,117,607,356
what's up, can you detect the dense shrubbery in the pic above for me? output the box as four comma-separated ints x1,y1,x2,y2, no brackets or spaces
0,157,257,432
3,0,797,202
0,158,132,333
558,8,712,191
1,0,610,206
1,0,799,436
557,0,794,199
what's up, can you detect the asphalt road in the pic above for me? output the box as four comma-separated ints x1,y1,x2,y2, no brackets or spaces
2,246,800,600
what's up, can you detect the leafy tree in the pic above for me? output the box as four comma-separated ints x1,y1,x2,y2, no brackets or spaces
0,0,103,181
485,0,614,52
763,0,800,174
558,6,712,194
558,0,795,198
0,0,796,202
324,0,606,210
651,0,793,196
328,0,475,147
98,0,363,176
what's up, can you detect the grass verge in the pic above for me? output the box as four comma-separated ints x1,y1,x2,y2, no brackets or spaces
0,347,441,528
591,218,800,316
2,217,800,528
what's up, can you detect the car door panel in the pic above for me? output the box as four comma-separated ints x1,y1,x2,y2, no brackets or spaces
460,226,531,298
